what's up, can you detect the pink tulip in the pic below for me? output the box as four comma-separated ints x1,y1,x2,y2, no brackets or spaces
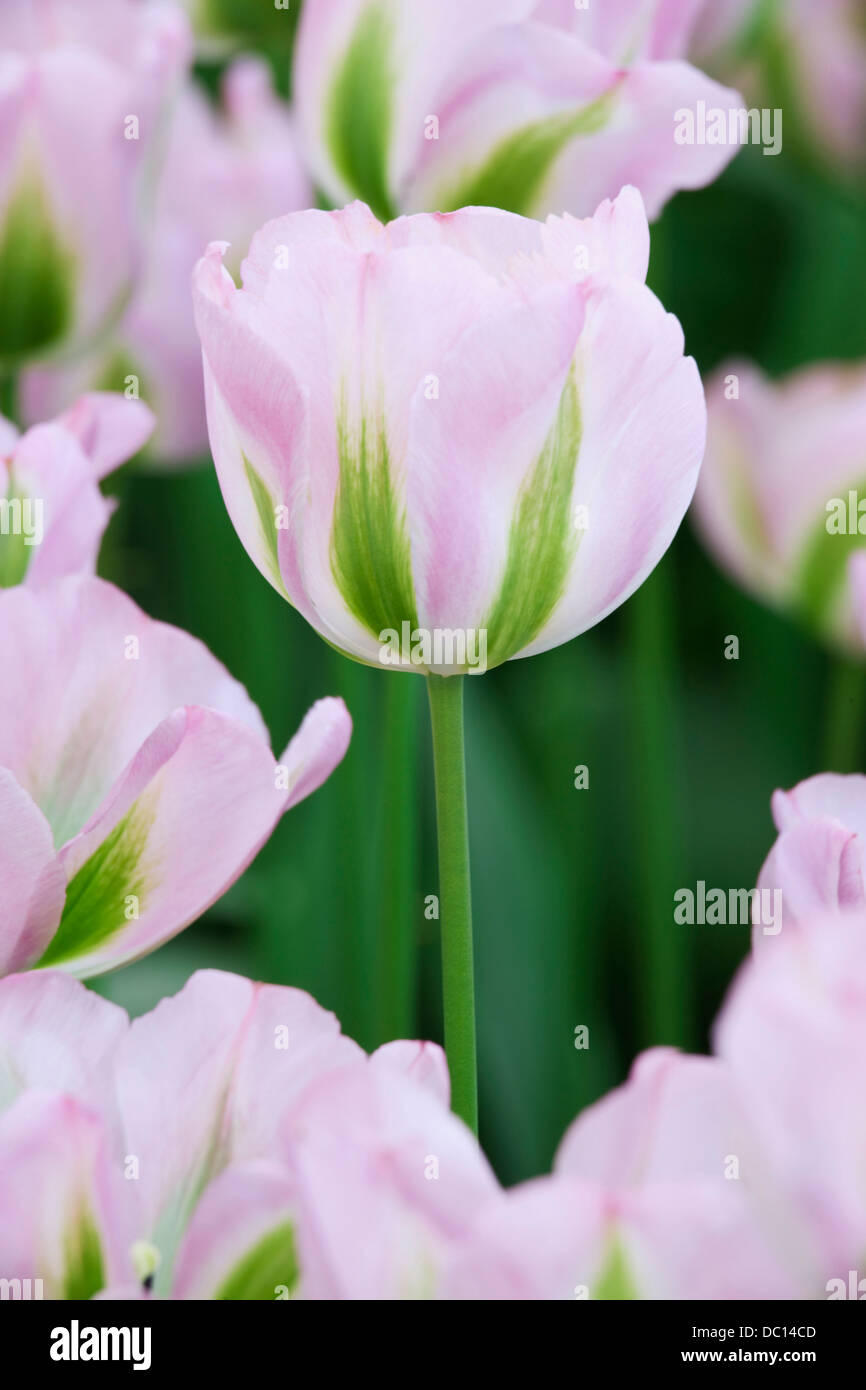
0,575,351,978
447,1046,797,1298
294,0,743,223
0,0,191,365
693,360,866,651
715,908,866,1286
0,392,153,588
23,59,311,464
280,1061,499,1299
754,774,866,942
692,0,866,170
192,188,705,675
0,967,455,1299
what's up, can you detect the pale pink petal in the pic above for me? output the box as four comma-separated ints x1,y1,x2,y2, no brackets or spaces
117,971,362,1292
172,1162,297,1300
58,392,155,479
282,1064,499,1299
0,771,65,975
0,970,126,1116
278,696,352,810
369,1040,450,1107
0,1091,130,1299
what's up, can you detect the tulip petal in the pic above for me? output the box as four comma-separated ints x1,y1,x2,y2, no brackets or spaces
283,1064,499,1299
37,706,289,976
0,771,66,974
0,576,268,850
0,969,127,1118
58,392,154,479
0,1091,127,1299
369,1040,450,1107
172,1162,299,1301
116,971,362,1292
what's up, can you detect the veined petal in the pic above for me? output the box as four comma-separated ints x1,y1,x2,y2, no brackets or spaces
282,1064,499,1299
0,576,268,849
0,1091,127,1299
172,1162,299,1301
1,421,112,590
0,969,127,1118
0,771,65,975
36,706,290,977
58,391,154,479
515,279,704,658
369,1040,450,1107
116,971,362,1293
294,0,535,214
277,696,352,810
407,280,585,667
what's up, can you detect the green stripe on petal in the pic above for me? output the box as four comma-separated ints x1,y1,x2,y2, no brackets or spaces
0,475,33,588
0,174,75,364
436,92,617,217
63,1207,106,1301
330,402,418,639
594,1238,638,1300
243,454,290,599
483,371,582,667
37,799,154,969
326,4,397,222
796,482,866,640
215,1221,299,1300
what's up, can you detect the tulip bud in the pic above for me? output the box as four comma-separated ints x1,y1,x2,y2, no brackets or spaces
193,189,705,676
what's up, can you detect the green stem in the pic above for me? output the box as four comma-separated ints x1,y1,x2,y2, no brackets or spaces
821,655,865,772
627,561,692,1050
426,674,477,1134
378,674,420,1041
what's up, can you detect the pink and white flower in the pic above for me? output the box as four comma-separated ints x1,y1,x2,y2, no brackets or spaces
193,188,705,674
23,58,311,464
693,360,866,652
295,0,743,222
0,575,351,978
0,393,153,588
0,0,191,365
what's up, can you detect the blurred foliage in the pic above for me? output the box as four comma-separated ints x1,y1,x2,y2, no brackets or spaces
95,11,866,1184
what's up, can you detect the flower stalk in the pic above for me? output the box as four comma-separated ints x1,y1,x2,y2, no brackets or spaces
426,673,477,1135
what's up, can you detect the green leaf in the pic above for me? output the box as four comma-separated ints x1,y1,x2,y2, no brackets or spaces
437,93,617,217
326,4,397,222
483,371,581,667
0,174,75,364
37,799,154,969
215,1221,299,1300
330,402,417,640
63,1207,106,1301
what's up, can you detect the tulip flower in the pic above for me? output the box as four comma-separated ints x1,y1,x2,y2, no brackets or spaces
279,1061,499,1299
193,187,706,1132
446,1046,798,1299
0,575,351,978
694,361,866,650
294,0,744,222
0,392,153,588
0,0,191,369
753,774,866,940
715,907,866,1285
23,59,311,464
692,0,866,172
0,967,460,1298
